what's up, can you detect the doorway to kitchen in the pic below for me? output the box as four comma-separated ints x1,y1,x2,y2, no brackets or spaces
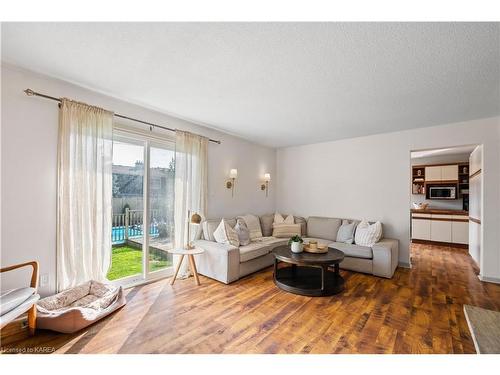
409,144,482,269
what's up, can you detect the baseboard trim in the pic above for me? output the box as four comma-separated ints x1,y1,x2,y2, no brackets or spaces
398,261,411,269
478,275,500,284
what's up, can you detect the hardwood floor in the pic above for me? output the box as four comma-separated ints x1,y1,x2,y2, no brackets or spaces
3,243,500,354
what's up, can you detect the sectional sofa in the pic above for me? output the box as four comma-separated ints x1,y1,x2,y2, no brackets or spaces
193,214,399,284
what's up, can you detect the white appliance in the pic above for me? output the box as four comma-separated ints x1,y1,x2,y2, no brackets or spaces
428,186,456,199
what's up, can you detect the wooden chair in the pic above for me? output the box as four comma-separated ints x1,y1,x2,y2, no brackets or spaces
0,261,40,335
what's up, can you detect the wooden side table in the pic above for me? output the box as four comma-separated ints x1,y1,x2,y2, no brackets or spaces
168,248,205,286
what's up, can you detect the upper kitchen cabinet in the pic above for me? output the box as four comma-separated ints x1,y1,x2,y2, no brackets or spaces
424,164,458,182
425,166,442,181
442,165,458,181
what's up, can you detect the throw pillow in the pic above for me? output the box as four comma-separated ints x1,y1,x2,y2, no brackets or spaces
274,213,294,225
354,220,382,247
294,216,307,236
336,220,357,244
213,219,240,247
202,218,236,241
259,214,274,237
234,219,251,246
238,214,263,240
272,223,301,238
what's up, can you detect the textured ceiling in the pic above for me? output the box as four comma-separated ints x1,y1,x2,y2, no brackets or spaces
2,22,499,147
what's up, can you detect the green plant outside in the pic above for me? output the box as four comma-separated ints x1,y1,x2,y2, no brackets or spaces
107,246,172,281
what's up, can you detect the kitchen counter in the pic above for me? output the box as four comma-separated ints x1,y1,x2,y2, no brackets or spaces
410,208,469,216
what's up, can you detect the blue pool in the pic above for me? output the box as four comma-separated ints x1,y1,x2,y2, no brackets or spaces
112,225,159,244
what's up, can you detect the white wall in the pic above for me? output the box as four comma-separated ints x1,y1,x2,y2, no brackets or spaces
468,146,482,268
3,62,500,295
277,117,500,281
0,64,277,295
411,153,471,210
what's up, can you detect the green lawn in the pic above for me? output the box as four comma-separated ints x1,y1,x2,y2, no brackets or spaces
107,246,172,281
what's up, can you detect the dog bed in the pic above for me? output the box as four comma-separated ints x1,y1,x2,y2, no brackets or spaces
36,280,126,333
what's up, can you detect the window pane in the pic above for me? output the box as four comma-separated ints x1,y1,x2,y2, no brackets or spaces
108,140,145,281
148,146,174,273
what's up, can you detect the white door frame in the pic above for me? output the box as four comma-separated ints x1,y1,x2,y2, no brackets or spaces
110,129,175,287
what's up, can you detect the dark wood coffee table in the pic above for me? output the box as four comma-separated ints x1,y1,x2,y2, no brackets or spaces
272,245,345,296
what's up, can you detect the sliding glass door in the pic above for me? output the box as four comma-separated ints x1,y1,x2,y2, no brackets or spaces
108,131,174,285
147,145,175,276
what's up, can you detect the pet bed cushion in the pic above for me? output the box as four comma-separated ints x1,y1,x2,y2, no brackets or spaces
36,280,126,333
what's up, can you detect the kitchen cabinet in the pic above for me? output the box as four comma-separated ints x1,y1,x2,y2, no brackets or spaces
411,210,468,247
425,166,442,181
424,165,458,182
452,219,469,244
441,165,458,181
412,217,431,240
430,217,452,243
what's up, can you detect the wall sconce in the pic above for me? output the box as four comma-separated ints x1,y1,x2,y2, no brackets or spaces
226,169,237,197
260,173,271,197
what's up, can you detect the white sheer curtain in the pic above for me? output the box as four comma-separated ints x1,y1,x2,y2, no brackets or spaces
57,99,114,291
173,130,208,278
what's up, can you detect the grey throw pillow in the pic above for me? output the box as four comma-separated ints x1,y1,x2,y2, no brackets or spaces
336,220,357,244
234,219,250,246
259,214,274,237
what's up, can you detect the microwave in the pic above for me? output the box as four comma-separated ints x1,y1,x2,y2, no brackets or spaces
428,186,456,200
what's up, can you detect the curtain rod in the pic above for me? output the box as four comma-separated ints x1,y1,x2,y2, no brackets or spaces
23,88,221,144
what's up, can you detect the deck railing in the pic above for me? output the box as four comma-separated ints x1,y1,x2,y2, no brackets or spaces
112,208,163,244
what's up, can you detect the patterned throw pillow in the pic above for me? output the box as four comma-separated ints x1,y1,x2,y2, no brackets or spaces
272,223,301,238
354,220,382,247
234,219,251,246
213,219,240,247
238,214,263,240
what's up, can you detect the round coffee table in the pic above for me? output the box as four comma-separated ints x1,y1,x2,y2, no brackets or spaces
272,245,345,296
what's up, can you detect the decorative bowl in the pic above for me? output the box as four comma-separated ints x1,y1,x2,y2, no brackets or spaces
412,202,429,210
303,244,328,254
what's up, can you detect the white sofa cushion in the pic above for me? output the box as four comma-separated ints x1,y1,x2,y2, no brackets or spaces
239,242,271,263
330,242,373,259
258,237,288,246
239,236,287,263
214,219,240,247
0,293,40,328
307,217,342,241
294,216,307,236
0,287,36,316
355,220,382,247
